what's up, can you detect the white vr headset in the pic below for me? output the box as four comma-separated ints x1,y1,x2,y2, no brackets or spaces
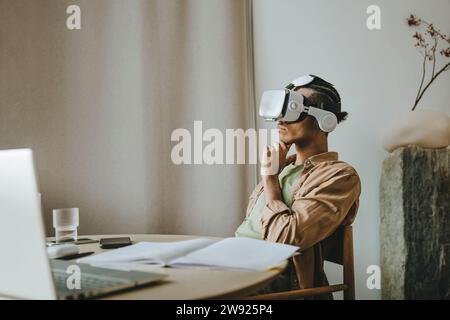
259,75,338,133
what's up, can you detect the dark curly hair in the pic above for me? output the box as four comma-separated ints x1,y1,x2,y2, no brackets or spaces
290,75,348,123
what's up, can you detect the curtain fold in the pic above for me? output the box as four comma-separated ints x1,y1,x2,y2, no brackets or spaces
0,0,254,237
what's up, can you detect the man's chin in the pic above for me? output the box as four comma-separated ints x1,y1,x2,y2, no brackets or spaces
279,136,293,144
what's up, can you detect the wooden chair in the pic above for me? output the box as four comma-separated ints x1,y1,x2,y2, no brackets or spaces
244,225,356,300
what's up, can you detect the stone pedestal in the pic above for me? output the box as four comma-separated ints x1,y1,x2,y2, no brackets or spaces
380,146,449,299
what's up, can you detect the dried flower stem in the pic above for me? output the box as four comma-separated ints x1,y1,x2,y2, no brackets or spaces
412,61,450,111
415,54,427,104
408,14,450,111
432,37,437,77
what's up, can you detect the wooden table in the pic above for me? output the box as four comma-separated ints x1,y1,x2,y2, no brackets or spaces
53,234,288,300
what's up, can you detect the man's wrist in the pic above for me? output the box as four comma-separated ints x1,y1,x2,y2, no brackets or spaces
262,174,282,202
262,174,278,184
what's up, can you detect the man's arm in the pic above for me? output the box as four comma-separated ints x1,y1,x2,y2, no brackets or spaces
261,169,361,250
262,175,283,202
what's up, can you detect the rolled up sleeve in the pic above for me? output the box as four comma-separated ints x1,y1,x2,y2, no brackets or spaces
261,170,361,250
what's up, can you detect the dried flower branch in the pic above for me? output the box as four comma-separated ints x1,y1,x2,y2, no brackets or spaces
407,14,450,110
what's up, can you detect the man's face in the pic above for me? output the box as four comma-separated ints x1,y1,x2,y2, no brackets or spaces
277,88,322,145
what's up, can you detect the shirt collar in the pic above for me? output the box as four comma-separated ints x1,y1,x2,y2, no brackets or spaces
294,151,338,170
284,151,338,169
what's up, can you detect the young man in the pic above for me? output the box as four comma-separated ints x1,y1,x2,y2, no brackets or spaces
235,75,361,296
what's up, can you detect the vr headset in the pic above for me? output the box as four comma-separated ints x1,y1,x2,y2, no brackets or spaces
259,75,338,133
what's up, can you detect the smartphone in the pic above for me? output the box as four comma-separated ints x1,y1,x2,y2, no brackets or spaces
99,237,132,249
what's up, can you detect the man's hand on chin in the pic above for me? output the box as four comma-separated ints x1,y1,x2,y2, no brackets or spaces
260,141,291,176
261,141,291,202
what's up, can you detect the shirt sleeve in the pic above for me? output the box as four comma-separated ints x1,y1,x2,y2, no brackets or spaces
260,169,361,250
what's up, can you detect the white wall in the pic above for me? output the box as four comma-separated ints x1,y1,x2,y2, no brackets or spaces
253,0,450,299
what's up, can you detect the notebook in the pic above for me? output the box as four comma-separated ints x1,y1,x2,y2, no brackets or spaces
78,237,299,271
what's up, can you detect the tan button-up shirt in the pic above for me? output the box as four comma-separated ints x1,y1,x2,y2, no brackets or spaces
245,151,361,291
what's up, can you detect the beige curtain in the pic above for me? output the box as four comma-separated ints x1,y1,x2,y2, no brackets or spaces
0,0,255,237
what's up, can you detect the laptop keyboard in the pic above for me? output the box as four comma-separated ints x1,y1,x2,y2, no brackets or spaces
52,269,127,298
53,269,125,289
49,259,167,299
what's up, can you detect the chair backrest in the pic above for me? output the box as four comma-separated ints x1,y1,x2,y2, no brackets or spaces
321,225,346,265
244,224,356,300
321,225,355,300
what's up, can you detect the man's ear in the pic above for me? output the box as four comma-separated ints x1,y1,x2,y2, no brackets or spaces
312,117,321,131
313,118,328,137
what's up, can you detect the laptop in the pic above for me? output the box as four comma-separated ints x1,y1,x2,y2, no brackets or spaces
0,149,167,299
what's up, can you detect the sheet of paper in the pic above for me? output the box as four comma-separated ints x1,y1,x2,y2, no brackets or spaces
78,238,216,266
170,237,299,271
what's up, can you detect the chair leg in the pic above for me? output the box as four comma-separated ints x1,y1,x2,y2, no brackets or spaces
343,226,356,300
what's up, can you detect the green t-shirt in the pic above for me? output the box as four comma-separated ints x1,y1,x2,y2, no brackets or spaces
235,163,304,239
